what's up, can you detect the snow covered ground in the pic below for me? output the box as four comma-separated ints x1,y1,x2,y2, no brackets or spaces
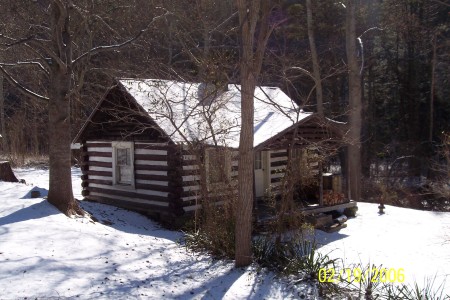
0,168,313,299
315,202,450,294
0,167,449,299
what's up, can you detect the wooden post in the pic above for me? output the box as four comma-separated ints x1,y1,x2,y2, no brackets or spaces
347,150,351,201
319,161,323,206
81,143,89,197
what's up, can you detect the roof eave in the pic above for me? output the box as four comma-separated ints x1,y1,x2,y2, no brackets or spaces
253,114,348,151
253,114,315,151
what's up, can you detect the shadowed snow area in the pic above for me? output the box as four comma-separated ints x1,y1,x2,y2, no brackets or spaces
0,168,313,299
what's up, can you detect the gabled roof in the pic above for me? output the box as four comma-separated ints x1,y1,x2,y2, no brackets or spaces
118,79,312,148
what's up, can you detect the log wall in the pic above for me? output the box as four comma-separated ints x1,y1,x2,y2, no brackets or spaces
269,150,288,191
80,141,318,218
268,149,320,194
81,141,182,217
180,147,239,212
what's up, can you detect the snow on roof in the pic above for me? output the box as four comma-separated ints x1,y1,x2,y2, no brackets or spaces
119,79,312,148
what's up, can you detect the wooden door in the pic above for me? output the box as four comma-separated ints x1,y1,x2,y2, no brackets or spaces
254,151,269,198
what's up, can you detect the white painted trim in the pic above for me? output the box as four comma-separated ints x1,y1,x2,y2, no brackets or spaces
135,160,168,166
87,147,112,152
135,170,168,176
89,183,168,197
90,166,112,172
181,195,200,202
271,164,287,169
182,175,201,182
89,156,112,163
89,175,112,181
135,148,167,155
135,179,169,186
182,165,199,170
271,156,288,163
90,192,169,207
271,173,285,179
183,185,200,192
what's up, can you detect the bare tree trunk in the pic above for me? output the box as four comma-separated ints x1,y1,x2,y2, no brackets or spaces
46,1,82,216
47,71,80,214
236,71,256,267
235,0,273,267
0,72,6,152
346,0,362,202
306,0,323,117
429,33,437,143
235,0,258,267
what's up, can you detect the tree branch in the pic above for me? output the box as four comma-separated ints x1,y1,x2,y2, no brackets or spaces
28,40,66,70
72,11,169,66
286,66,316,82
0,66,49,101
0,34,35,49
0,61,49,75
431,0,450,7
210,11,238,33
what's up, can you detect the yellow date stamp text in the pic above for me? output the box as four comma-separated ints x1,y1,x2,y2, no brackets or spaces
318,267,405,283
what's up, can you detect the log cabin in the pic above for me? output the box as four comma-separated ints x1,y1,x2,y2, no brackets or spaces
74,79,356,224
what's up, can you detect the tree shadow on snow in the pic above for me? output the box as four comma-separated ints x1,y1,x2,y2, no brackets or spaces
78,200,181,241
160,260,245,300
84,254,277,300
181,268,280,300
0,200,59,227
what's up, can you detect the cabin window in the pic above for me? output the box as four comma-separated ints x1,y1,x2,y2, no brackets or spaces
206,148,231,186
112,142,134,187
